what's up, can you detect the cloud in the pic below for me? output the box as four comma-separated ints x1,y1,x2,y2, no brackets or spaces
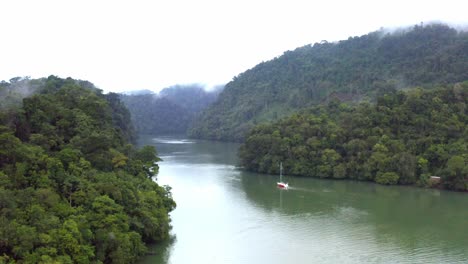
1,0,467,92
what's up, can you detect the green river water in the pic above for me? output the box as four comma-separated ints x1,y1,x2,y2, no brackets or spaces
137,135,468,264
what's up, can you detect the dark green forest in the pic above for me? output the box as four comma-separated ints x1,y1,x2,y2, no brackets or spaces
239,84,468,191
190,24,468,141
121,84,222,135
0,76,175,263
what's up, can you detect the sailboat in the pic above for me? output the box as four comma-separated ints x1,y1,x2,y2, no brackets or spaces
277,162,289,189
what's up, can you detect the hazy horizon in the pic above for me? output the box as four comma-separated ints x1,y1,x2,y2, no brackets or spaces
1,0,468,93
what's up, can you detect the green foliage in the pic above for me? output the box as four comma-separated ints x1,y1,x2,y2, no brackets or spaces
375,172,400,185
239,84,468,191
0,76,175,263
444,155,468,191
105,92,137,144
191,24,468,141
134,146,161,177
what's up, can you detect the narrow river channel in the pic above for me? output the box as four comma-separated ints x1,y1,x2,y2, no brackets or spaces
138,135,468,264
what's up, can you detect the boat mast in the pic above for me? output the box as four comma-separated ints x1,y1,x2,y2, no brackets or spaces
280,162,283,182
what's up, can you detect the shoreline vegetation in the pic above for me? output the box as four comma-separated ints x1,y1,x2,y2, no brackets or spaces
239,84,467,192
0,76,175,263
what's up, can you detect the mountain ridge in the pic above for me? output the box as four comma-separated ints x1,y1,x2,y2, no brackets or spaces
189,23,468,141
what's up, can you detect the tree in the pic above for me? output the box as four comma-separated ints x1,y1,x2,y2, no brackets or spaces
444,156,467,190
395,152,417,184
134,145,161,177
0,76,175,263
375,172,400,185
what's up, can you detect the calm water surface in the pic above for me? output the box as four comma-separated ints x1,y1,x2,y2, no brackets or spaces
138,135,468,264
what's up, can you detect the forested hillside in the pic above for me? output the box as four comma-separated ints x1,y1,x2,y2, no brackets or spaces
0,76,175,263
239,84,468,191
190,24,468,141
121,84,222,135
0,77,97,111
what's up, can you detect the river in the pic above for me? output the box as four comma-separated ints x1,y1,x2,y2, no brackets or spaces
138,135,468,264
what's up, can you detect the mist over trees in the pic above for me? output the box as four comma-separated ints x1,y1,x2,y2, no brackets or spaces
190,24,468,141
0,76,175,263
0,77,40,110
121,84,223,135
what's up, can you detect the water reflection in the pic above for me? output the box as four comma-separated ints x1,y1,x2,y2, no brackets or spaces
139,134,239,166
139,236,176,264
239,171,468,262
138,136,468,264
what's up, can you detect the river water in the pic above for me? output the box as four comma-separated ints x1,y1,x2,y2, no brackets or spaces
138,135,468,264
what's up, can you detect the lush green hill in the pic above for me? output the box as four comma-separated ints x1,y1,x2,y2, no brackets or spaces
239,83,468,191
0,76,175,263
190,24,468,141
121,84,222,135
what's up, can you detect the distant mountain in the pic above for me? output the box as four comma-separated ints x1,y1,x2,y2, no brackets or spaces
121,84,223,135
159,84,223,113
189,23,468,142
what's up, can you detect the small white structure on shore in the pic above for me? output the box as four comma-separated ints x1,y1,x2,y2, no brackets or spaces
429,176,441,184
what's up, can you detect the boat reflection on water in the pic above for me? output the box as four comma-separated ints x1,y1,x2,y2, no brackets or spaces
276,163,288,189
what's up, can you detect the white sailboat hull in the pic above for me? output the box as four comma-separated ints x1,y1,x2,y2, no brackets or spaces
277,182,288,189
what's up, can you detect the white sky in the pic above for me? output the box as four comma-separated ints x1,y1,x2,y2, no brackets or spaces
1,0,467,92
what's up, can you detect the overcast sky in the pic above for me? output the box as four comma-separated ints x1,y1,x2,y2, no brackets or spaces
1,0,467,92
